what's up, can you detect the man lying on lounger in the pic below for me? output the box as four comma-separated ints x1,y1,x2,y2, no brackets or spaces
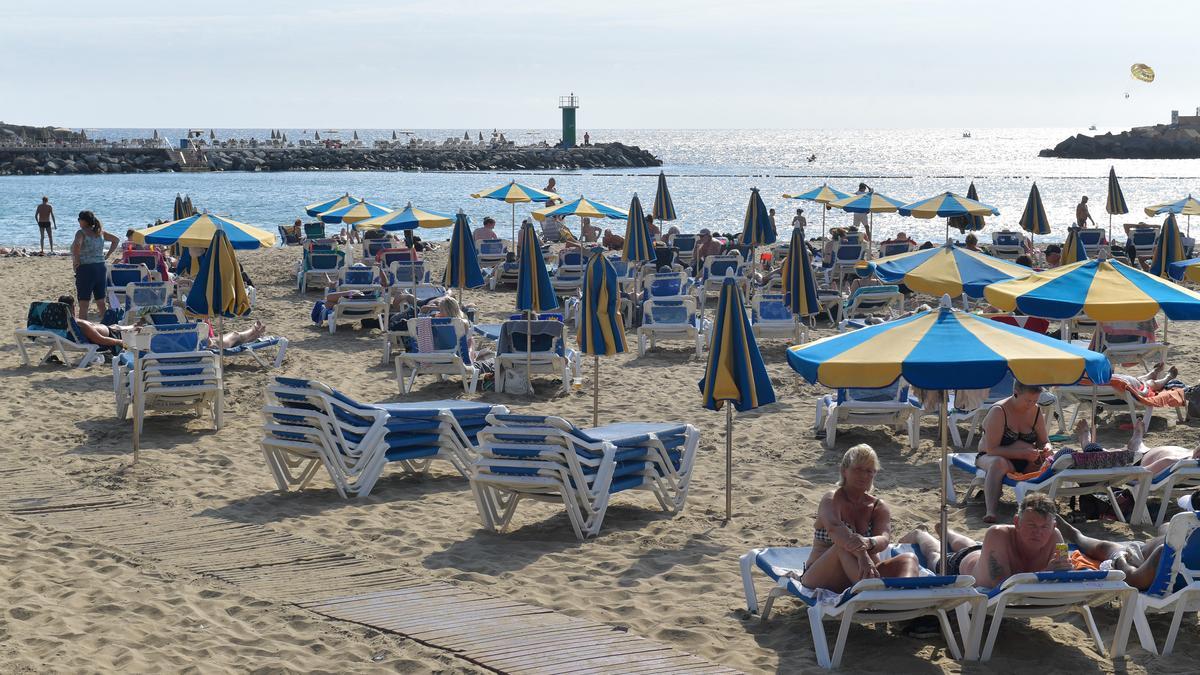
901,493,1072,588
59,295,267,351
1053,502,1194,592
1075,416,1198,477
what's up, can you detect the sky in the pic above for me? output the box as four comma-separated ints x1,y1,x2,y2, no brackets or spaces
3,0,1199,130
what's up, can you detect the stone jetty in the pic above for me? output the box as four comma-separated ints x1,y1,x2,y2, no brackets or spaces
1040,121,1200,159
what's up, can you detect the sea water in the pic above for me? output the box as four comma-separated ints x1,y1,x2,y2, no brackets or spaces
2,127,1198,247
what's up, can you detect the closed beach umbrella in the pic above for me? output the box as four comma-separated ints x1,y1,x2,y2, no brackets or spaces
899,191,999,242
622,194,656,263
741,187,777,247
652,171,678,222
985,258,1200,322
578,253,627,426
186,230,251,320
782,226,818,318
183,196,195,217
1061,227,1087,266
319,199,392,226
1106,167,1130,239
357,202,454,231
787,296,1110,570
305,193,358,217
699,277,776,520
868,242,1032,299
133,213,275,250
783,183,851,239
471,180,560,242
946,182,987,233
175,246,200,277
1145,195,1200,237
515,220,559,384
442,212,485,302
173,194,185,221
1150,213,1185,279
1019,182,1052,236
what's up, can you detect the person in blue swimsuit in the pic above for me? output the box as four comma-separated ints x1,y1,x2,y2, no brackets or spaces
797,445,919,593
977,380,1053,523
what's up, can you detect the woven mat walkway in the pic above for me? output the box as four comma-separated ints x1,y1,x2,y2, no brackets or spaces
0,467,738,674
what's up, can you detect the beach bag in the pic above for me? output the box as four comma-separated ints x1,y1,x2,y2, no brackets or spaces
502,368,532,395
1185,385,1200,419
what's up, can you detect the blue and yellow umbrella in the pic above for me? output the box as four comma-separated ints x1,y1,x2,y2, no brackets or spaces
946,182,987,233
866,242,1031,299
699,277,776,520
1168,257,1200,283
1106,167,1129,239
652,171,677,222
1145,195,1200,237
830,190,907,214
622,194,656,263
782,183,851,239
782,226,818,317
185,229,251,320
357,202,454,231
787,296,1110,568
741,187,777,247
133,213,275,250
443,212,485,293
515,219,559,386
471,180,560,242
900,191,999,241
1061,227,1087,265
533,195,627,222
579,253,627,426
1019,182,1052,236
319,198,392,226
985,257,1200,321
175,246,200,277
305,193,357,217
1150,213,1186,279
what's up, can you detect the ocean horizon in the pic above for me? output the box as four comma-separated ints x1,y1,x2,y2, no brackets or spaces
3,127,1199,247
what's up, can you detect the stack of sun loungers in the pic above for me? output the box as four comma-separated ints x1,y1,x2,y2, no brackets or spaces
113,322,223,433
470,413,699,539
261,376,507,498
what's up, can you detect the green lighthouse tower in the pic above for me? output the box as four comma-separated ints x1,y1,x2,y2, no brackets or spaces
559,93,579,148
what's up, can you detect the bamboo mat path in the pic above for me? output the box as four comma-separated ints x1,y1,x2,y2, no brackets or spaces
0,467,738,674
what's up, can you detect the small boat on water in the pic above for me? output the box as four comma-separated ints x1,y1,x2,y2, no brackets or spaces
962,130,972,138
1088,125,1097,130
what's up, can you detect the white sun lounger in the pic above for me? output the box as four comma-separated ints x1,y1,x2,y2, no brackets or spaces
14,301,104,369
815,381,921,450
1123,511,1200,656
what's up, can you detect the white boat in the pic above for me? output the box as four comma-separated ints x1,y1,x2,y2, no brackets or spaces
1088,125,1097,130
962,130,972,138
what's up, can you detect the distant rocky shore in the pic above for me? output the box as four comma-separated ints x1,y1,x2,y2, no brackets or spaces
1039,123,1200,159
0,142,661,176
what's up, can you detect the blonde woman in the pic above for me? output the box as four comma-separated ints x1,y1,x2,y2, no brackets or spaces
798,445,919,592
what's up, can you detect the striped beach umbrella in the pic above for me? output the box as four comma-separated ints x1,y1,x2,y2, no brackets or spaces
782,183,850,239
319,198,392,226
1168,257,1200,283
516,220,559,385
900,191,999,242
185,229,251,320
471,180,560,242
829,191,907,241
985,258,1200,322
442,212,485,298
1106,167,1129,239
787,296,1110,570
741,187,777,247
1019,182,1052,236
652,171,678,222
357,202,454,231
622,194,656,263
699,277,776,520
782,226,818,317
1061,227,1087,266
305,193,357,217
578,253,627,426
1150,213,1186,279
175,246,200,277
867,242,1031,299
534,195,627,222
946,182,987,233
133,213,275,250
1145,195,1200,238
173,194,185,221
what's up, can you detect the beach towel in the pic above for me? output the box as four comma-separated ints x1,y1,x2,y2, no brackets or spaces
413,316,434,353
1110,375,1186,408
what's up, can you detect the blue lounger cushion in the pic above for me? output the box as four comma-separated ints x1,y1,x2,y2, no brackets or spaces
983,570,1112,599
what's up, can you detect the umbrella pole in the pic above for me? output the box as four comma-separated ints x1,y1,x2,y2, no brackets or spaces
593,355,600,428
939,390,949,575
1164,317,1170,345
511,203,516,246
821,207,826,241
132,352,141,465
1108,214,1113,243
216,315,225,421
725,403,733,522
526,315,533,391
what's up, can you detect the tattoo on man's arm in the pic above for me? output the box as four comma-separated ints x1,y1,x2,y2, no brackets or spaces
987,554,1005,581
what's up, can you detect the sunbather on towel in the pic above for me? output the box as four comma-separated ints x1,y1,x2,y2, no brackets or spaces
211,320,267,349
793,445,919,593
977,380,1054,523
1055,516,1170,591
1075,417,1198,477
57,295,124,349
901,493,1071,588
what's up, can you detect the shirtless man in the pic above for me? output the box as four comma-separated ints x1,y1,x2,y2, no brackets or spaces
1076,196,1096,228
35,196,56,254
901,493,1071,587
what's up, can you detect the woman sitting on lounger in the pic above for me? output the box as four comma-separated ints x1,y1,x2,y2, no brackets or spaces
977,380,1054,523
797,445,919,592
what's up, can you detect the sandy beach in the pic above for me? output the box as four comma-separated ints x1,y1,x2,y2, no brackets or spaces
4,245,1200,674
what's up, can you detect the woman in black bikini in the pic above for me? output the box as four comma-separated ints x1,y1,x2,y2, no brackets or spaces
798,445,919,593
977,380,1052,523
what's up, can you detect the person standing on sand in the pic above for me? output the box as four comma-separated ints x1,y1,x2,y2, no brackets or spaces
853,183,871,238
791,208,806,233
1076,196,1096,228
70,210,120,320
35,196,56,254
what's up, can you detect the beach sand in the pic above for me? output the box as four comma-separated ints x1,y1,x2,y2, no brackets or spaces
3,247,1198,673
